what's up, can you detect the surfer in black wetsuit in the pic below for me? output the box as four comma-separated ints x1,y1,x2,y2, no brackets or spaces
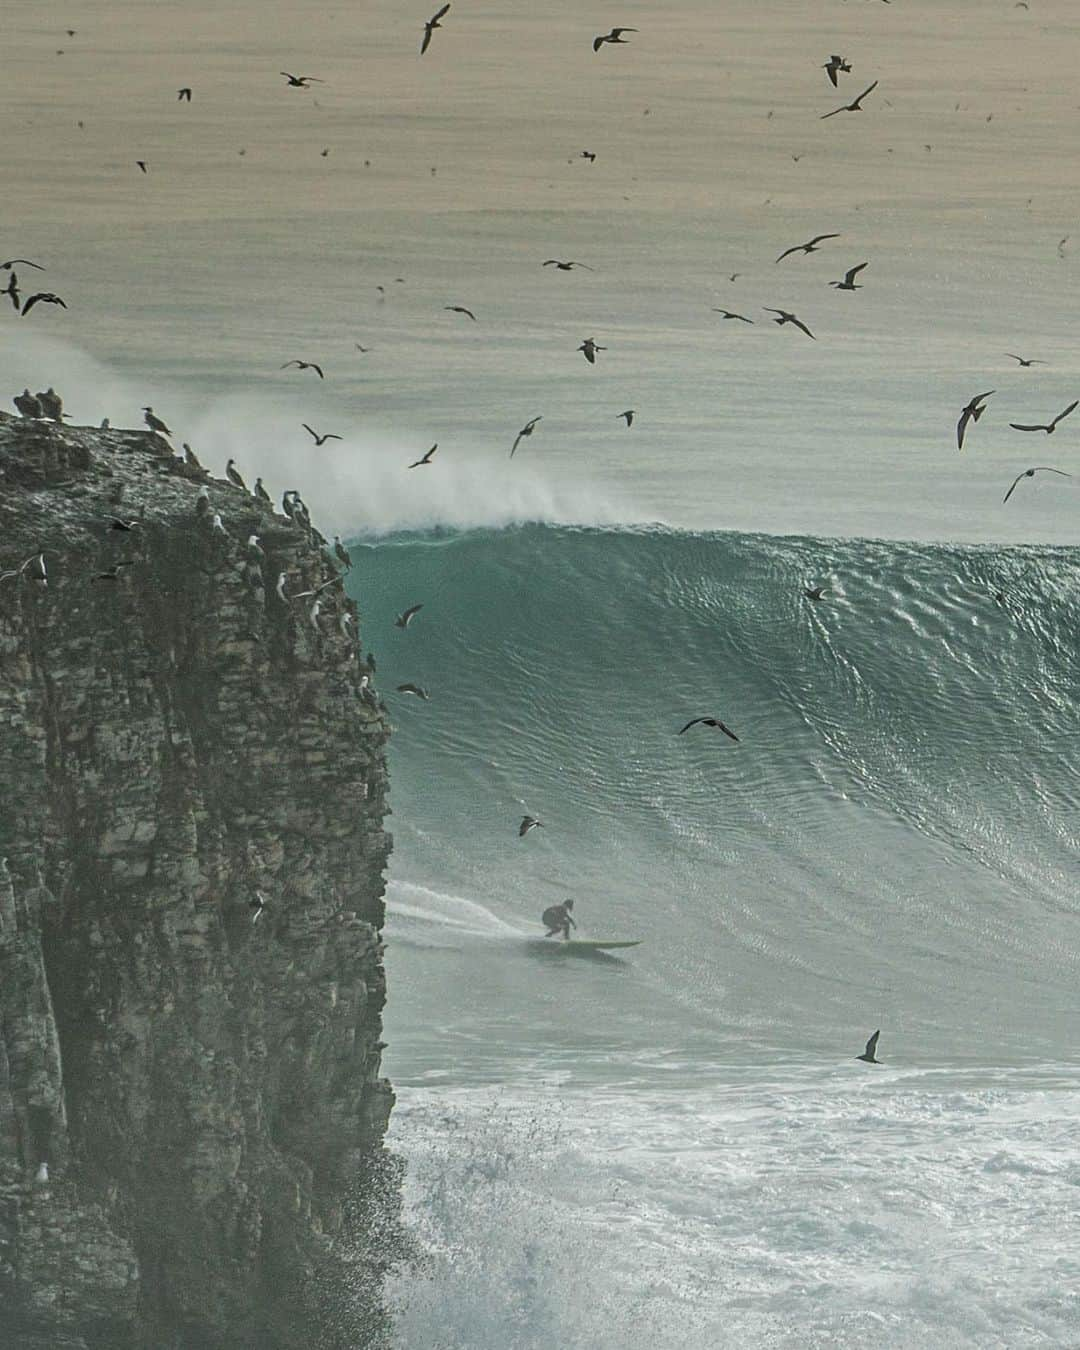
541,900,576,940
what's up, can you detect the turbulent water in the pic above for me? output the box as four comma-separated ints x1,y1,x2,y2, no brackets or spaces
363,523,1080,1348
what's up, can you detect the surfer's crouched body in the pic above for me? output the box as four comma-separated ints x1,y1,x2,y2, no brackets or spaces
541,900,576,940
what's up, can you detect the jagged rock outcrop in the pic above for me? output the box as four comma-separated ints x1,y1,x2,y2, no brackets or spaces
0,413,395,1348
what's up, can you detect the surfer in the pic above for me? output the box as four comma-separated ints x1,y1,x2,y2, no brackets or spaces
541,899,576,940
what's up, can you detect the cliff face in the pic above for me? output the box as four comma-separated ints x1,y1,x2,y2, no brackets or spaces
0,414,395,1349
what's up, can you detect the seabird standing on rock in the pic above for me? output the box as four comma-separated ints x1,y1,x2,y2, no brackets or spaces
511,417,542,457
13,390,41,418
211,513,227,534
249,892,267,924
957,391,994,450
195,487,210,518
1002,466,1072,503
308,599,321,630
225,458,248,490
254,477,273,506
36,388,63,421
856,1030,881,1063
143,407,172,436
678,716,739,740
34,1162,49,1184
246,534,265,557
519,815,543,836
333,537,352,570
182,443,204,471
396,603,423,628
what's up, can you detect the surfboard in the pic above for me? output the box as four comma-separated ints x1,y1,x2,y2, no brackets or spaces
528,939,642,953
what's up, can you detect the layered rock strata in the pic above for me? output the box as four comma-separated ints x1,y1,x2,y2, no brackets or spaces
0,413,394,1348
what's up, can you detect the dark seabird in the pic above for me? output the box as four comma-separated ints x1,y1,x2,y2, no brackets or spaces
821,80,879,119
282,491,298,521
397,683,430,699
957,391,993,450
712,309,754,322
580,150,597,162
408,444,438,468
178,87,192,101
281,359,324,378
543,260,594,271
763,308,815,339
355,344,372,352
94,562,136,581
303,423,342,446
3,553,50,587
254,477,273,506
334,536,352,570
136,160,148,173
183,442,204,471
13,390,41,418
1008,400,1078,434
36,388,63,421
3,273,19,311
856,1030,881,1063
578,338,606,364
593,27,638,51
395,603,423,628
249,892,267,924
225,458,247,491
445,304,477,320
280,72,324,87
1,258,44,271
109,517,140,532
678,717,739,741
195,486,210,517
21,292,67,316
823,55,852,87
511,416,543,457
1002,466,1072,503
519,816,543,837
804,585,826,601
143,406,172,436
775,233,840,263
618,410,635,427
1005,354,1046,367
829,263,868,290
421,3,450,54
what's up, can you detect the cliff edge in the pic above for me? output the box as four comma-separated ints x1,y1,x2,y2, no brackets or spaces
0,412,395,1348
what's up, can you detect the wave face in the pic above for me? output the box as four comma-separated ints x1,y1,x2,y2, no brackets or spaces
358,524,1080,1347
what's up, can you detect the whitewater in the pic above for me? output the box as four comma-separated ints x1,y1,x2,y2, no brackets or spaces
351,524,1080,1348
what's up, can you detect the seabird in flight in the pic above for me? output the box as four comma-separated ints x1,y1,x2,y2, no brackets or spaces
830,262,868,290
421,3,450,55
3,273,20,311
1005,354,1046,367
712,309,754,322
856,1030,881,1063
677,717,739,741
543,260,594,271
823,55,852,87
397,683,430,699
408,444,438,468
280,72,324,87
519,816,543,836
776,233,840,263
303,423,342,446
1002,466,1072,503
177,87,192,101
1008,400,1078,434
1,258,44,271
804,585,826,601
957,391,993,449
763,308,815,339
445,304,477,320
618,410,635,427
821,80,879,119
593,27,638,51
143,406,172,436
108,518,140,532
281,360,324,378
511,416,543,457
21,292,67,316
580,150,597,162
136,160,148,173
578,338,606,364
249,892,267,924
395,603,423,628
225,458,247,491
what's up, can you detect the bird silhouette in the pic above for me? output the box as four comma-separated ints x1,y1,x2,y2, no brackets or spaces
594,27,637,52
1005,354,1046,367
618,410,635,427
21,292,66,316
712,309,754,323
281,360,324,378
302,423,342,446
395,604,424,628
421,4,451,55
823,55,852,87
829,263,868,290
445,304,477,320
408,444,438,468
1008,401,1078,434
578,338,606,364
177,87,192,101
678,717,739,741
775,233,840,263
856,1030,881,1063
821,80,879,119
519,816,543,837
511,416,543,457
763,308,815,339
280,72,324,87
956,391,994,450
1002,466,1072,503
543,259,594,271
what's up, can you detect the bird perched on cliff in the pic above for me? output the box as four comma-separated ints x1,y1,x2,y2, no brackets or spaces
249,892,267,924
282,491,298,521
13,389,41,417
420,3,450,55
211,513,227,534
182,442,204,471
510,417,542,457
275,571,288,602
519,815,543,837
397,683,430,699
593,26,637,52
678,716,739,741
143,406,172,437
34,1161,49,1184
339,610,354,637
253,476,273,507
225,458,247,491
578,338,606,364
280,359,324,378
246,534,264,558
333,537,352,570
408,444,438,468
395,603,423,628
35,388,63,421
308,598,322,630
21,291,67,316
195,486,211,518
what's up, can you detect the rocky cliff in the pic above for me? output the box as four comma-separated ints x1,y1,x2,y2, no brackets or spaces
0,412,396,1348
